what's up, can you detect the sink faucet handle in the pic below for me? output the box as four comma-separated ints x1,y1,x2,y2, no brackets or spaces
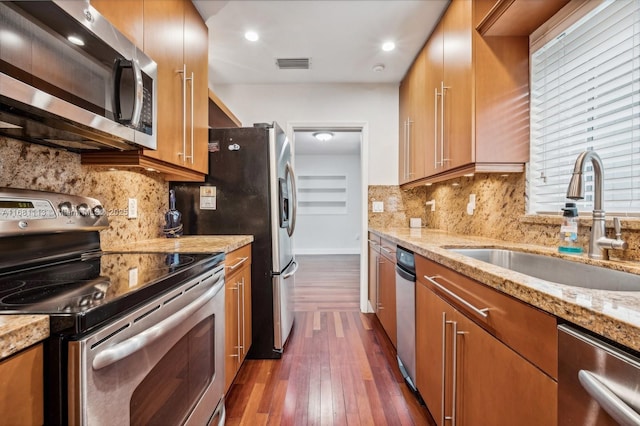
614,217,623,239
611,217,628,250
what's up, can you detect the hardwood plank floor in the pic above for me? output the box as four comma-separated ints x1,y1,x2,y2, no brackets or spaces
225,255,435,425
294,255,360,312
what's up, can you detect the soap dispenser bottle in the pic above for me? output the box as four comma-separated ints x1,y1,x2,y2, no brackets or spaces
559,202,582,254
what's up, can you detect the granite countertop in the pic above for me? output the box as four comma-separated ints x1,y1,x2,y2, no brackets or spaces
0,315,49,361
370,226,640,353
105,235,254,254
0,236,253,361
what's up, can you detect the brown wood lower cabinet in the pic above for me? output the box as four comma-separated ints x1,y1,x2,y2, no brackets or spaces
0,344,43,425
416,255,557,426
377,244,397,347
224,244,252,391
368,233,397,347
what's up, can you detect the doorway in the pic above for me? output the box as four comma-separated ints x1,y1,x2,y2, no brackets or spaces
288,122,369,312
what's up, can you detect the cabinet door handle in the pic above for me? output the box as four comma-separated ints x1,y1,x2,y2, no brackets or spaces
177,64,189,163
579,370,640,425
425,275,489,319
240,277,246,356
188,71,194,164
440,81,445,167
442,313,456,425
407,118,413,177
434,87,440,168
236,280,242,356
227,256,249,271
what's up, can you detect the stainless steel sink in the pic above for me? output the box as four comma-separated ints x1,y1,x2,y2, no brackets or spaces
447,248,640,291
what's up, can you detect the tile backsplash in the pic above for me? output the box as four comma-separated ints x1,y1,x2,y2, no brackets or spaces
369,173,640,261
0,137,169,249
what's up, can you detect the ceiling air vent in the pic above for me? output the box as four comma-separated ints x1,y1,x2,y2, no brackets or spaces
275,58,311,70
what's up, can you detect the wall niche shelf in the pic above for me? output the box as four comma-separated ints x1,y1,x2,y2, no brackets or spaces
297,175,347,215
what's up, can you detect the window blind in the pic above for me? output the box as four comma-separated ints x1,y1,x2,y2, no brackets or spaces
529,0,640,214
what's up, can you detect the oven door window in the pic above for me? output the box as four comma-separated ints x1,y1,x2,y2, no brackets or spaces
130,317,215,425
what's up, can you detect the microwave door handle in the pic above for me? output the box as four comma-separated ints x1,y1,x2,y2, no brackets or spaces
92,278,223,370
112,59,125,123
129,59,144,129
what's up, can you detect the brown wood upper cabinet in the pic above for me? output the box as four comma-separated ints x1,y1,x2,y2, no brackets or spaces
399,48,428,185
84,0,209,182
399,0,530,186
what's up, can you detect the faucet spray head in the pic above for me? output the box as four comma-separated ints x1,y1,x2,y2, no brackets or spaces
566,172,584,200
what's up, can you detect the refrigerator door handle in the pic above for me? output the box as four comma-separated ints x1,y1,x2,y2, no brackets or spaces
282,260,299,279
285,161,298,237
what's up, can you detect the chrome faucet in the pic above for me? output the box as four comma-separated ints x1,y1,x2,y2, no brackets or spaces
566,150,628,260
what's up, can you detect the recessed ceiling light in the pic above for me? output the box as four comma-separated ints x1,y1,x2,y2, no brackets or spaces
372,64,385,72
382,41,395,52
244,31,259,42
67,35,85,46
313,132,333,141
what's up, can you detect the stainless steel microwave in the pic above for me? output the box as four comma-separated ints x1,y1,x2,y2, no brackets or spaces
0,0,157,151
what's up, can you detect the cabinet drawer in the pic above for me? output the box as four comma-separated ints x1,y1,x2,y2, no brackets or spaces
368,233,381,247
416,255,557,379
379,238,396,262
225,244,251,276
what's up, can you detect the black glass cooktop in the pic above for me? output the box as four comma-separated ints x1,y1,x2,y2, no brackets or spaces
0,251,224,334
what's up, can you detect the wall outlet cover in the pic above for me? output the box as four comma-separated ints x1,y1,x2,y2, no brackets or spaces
410,218,422,228
372,201,384,213
128,198,138,219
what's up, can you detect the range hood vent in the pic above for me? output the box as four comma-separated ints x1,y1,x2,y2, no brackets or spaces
275,58,311,70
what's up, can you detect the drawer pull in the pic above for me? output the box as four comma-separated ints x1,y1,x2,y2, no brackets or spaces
380,246,393,254
425,275,490,319
227,256,249,271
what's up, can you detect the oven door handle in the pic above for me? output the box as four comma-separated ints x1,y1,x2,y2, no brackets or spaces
92,278,224,370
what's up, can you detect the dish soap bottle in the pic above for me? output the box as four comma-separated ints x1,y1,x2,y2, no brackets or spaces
559,202,582,254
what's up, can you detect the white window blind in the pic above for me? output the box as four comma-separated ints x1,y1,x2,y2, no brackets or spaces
529,0,640,214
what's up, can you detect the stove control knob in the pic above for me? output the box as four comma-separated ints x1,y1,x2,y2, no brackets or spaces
92,205,105,217
58,202,73,216
77,203,90,217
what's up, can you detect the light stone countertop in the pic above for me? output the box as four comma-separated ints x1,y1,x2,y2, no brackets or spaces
0,315,49,361
0,235,253,361
370,226,640,353
105,235,254,254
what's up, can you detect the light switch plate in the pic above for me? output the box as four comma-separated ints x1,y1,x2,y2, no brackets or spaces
372,201,384,213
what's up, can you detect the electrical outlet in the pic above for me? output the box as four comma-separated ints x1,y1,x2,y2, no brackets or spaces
128,198,138,219
372,201,384,213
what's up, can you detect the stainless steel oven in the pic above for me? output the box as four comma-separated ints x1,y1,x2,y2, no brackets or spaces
0,188,225,425
68,265,225,426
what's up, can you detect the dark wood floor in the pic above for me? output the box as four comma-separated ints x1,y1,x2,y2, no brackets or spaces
225,255,436,425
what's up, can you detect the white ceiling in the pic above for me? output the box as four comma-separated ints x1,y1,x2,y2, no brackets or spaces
294,130,361,156
193,0,450,85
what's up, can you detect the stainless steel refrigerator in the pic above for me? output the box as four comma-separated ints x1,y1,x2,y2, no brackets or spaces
170,122,298,359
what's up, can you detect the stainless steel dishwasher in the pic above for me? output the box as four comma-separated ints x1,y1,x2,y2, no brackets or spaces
395,246,418,394
559,324,640,425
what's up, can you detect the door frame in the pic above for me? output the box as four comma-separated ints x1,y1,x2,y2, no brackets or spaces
287,121,370,313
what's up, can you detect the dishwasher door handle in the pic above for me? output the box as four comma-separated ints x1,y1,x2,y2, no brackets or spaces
579,370,640,426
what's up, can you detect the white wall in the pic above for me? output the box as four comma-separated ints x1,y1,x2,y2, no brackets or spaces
295,154,361,254
213,83,399,185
